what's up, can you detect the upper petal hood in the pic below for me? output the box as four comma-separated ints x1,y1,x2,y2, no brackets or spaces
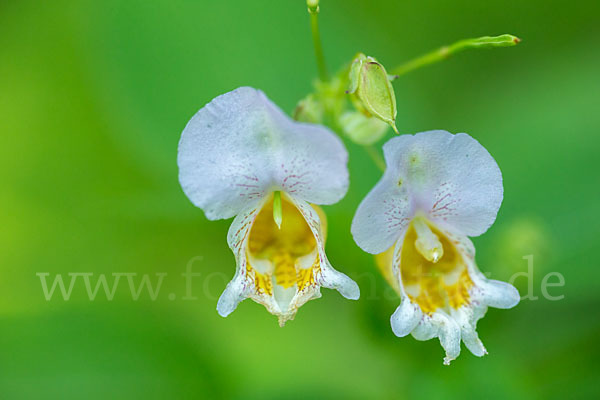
178,87,349,220
352,130,503,253
350,160,413,254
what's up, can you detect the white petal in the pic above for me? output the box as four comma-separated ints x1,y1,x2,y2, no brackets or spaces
226,201,264,262
319,264,360,300
410,312,462,365
381,130,503,237
434,312,462,365
217,274,247,317
473,277,520,309
216,203,263,317
178,87,349,220
451,307,488,357
351,169,413,254
390,297,422,337
411,315,437,341
443,228,476,260
448,227,519,310
289,196,360,300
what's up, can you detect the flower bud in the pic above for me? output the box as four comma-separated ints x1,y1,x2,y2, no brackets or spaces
339,111,388,145
306,0,319,13
293,94,323,124
348,53,398,133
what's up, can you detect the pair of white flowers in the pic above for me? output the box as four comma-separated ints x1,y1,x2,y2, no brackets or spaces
178,87,519,364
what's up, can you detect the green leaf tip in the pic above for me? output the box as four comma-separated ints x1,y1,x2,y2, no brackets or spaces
461,34,522,48
390,33,522,77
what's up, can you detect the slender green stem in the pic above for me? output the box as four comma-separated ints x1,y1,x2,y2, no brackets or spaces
390,34,520,78
309,9,329,82
364,145,386,172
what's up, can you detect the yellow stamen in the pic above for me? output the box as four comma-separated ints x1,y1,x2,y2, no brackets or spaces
297,258,319,291
248,264,273,296
273,251,296,288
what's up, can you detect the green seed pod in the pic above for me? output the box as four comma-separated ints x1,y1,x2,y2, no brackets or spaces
348,53,398,133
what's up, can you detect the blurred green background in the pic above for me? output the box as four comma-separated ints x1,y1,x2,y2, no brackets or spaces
1,0,599,398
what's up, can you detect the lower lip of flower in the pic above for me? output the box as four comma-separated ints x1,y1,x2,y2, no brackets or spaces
246,194,321,302
400,219,473,314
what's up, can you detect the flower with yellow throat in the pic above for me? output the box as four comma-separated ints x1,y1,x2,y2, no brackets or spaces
178,87,359,326
352,130,519,364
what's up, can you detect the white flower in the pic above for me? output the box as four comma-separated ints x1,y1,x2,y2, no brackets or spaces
178,87,359,326
352,130,519,364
